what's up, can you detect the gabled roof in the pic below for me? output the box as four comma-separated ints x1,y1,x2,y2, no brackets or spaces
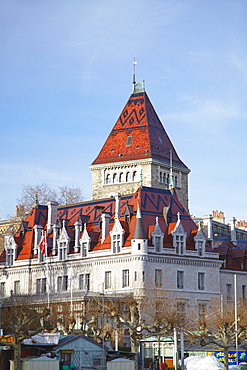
92,91,188,170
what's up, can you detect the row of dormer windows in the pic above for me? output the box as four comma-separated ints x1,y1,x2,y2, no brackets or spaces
5,231,204,266
5,215,205,266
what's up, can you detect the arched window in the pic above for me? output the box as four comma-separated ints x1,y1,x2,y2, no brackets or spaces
160,172,162,182
119,172,124,182
133,171,137,181
162,173,166,183
113,173,117,183
174,176,178,187
105,174,111,184
126,172,130,182
167,174,170,184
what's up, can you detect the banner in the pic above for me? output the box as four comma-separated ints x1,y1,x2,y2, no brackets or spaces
214,351,247,365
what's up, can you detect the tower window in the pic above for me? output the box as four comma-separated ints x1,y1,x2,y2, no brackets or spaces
113,173,117,183
105,174,111,184
119,172,123,182
126,172,131,182
132,171,137,181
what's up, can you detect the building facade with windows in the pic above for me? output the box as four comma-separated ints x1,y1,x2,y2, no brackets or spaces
0,82,246,325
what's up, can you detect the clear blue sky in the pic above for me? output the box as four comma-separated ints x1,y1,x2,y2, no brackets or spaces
0,0,246,222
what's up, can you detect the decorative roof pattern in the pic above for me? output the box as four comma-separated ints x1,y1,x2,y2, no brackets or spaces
92,91,188,169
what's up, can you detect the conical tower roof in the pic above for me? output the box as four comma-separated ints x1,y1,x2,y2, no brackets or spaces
132,204,146,240
92,90,188,170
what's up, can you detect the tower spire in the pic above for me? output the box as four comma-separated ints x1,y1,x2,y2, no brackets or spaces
169,149,175,193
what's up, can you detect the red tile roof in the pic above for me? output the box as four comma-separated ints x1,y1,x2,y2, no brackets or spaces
2,187,217,262
92,92,188,170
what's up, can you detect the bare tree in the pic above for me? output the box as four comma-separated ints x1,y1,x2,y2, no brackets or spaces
81,297,117,345
141,290,184,363
17,183,84,213
186,300,247,370
107,294,143,353
43,302,77,335
0,296,49,370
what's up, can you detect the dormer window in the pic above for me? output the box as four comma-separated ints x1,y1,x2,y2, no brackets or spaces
80,224,91,257
151,217,164,253
81,242,87,257
113,234,121,253
175,235,185,254
172,213,187,255
110,218,125,254
57,220,70,261
194,225,206,257
154,236,161,252
198,241,203,256
59,242,67,260
5,233,17,267
6,248,15,266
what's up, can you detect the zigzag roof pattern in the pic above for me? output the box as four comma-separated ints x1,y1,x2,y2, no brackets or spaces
92,91,188,170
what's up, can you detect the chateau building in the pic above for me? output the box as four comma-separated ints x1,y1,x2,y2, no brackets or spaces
0,82,246,327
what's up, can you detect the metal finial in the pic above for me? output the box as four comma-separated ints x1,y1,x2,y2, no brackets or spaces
35,191,39,207
140,169,143,187
132,58,137,92
169,150,174,192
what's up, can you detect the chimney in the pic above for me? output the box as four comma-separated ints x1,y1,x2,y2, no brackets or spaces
47,201,58,234
74,221,82,252
202,214,213,241
52,223,60,255
101,213,111,243
236,220,247,230
229,217,237,246
33,224,43,255
115,193,121,219
212,210,225,224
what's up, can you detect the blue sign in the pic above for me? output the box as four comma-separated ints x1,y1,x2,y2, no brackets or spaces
214,351,247,365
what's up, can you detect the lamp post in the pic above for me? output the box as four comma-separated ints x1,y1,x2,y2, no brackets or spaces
234,274,238,369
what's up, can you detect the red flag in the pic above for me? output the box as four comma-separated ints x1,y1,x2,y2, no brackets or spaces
38,234,47,256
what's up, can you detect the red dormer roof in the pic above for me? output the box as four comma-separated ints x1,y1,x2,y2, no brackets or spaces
92,91,188,170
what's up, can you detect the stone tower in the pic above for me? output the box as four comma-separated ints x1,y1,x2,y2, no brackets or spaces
90,82,190,211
